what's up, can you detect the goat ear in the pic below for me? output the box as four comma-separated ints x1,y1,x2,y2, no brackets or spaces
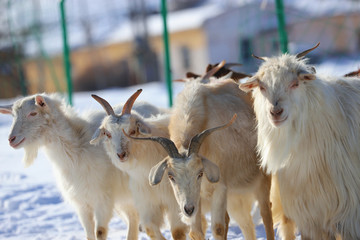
298,73,316,81
0,105,13,115
149,157,168,186
239,78,259,92
201,157,220,183
90,128,105,145
35,95,47,107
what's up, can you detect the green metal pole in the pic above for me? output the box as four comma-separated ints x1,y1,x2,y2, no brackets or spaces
59,0,73,105
161,0,173,107
275,0,288,53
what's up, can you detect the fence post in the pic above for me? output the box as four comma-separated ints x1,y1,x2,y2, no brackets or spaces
59,0,73,105
275,0,288,53
161,0,173,107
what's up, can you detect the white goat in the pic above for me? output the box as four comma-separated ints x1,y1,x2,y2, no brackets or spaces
127,67,274,240
0,93,159,240
239,43,360,239
90,89,188,240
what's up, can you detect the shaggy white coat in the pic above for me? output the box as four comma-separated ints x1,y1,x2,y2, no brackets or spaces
242,54,360,239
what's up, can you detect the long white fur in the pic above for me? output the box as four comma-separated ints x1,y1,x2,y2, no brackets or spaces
166,78,274,240
91,102,188,240
1,93,140,240
242,54,360,239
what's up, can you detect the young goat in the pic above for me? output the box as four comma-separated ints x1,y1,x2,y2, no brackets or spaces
239,43,360,239
90,89,188,240
128,67,274,240
0,93,160,240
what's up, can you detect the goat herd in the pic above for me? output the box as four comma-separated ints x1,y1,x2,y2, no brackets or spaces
1,43,360,240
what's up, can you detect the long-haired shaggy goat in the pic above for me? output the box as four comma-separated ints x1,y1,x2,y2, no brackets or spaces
239,43,360,239
129,64,274,240
90,89,188,240
0,93,160,240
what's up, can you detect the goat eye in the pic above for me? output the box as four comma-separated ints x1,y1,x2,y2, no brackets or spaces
198,172,203,179
28,112,37,117
129,130,136,135
259,86,266,92
105,132,111,138
168,175,175,182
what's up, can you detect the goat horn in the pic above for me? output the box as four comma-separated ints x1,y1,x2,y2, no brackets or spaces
296,42,320,59
122,89,142,115
122,129,182,159
91,95,115,116
252,54,265,61
188,114,237,156
202,60,226,80
223,63,243,68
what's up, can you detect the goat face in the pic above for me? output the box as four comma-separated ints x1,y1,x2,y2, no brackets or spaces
149,153,219,221
239,55,316,128
127,114,234,221
90,90,151,170
91,113,151,170
1,95,51,149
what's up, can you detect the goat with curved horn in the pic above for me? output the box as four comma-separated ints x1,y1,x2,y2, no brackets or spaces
122,89,143,115
91,95,115,116
188,114,237,156
122,129,182,159
296,42,320,59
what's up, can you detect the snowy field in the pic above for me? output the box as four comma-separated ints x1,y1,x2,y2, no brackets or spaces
0,59,359,239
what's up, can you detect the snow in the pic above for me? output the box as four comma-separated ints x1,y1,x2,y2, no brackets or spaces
1,56,359,239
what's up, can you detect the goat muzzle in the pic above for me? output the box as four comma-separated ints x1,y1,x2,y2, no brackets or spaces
184,204,195,216
270,107,284,119
117,152,127,161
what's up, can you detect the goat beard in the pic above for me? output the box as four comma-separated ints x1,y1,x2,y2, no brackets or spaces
23,144,39,168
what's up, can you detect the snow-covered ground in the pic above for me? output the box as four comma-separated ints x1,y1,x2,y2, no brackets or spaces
1,58,359,239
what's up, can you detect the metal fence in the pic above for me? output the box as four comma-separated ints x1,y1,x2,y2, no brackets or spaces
1,0,360,100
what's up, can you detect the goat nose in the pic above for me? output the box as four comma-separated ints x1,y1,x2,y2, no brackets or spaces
117,152,126,160
184,204,195,216
270,108,283,117
9,136,16,143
